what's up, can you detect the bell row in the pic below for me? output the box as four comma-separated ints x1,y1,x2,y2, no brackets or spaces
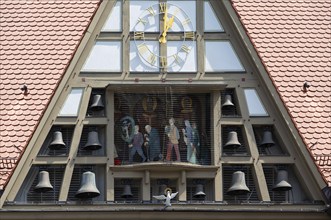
33,169,292,200
45,127,282,158
84,91,244,117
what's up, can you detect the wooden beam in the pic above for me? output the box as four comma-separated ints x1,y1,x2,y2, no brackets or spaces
58,87,92,201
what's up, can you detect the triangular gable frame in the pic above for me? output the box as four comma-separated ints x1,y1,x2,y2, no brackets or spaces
0,1,327,218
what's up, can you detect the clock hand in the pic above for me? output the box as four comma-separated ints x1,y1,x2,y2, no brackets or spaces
163,7,168,34
159,7,168,43
159,15,175,44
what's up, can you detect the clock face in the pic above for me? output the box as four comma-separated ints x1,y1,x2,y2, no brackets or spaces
132,3,195,71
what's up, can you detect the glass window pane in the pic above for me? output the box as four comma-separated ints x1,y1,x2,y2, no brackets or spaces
205,41,244,72
59,88,84,117
244,89,269,116
101,1,122,32
167,41,197,72
168,1,196,31
130,41,159,72
204,1,224,32
130,0,159,32
82,41,122,72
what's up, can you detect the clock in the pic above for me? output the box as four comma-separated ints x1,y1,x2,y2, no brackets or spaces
132,2,195,71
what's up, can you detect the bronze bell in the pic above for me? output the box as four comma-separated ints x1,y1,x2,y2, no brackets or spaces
259,131,275,147
193,184,206,199
90,94,104,111
121,184,133,198
272,170,292,191
83,131,102,151
227,171,250,195
224,131,241,147
222,94,235,108
49,131,66,150
75,171,100,198
34,171,54,193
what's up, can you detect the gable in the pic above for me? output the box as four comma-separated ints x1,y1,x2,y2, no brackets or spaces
0,0,329,219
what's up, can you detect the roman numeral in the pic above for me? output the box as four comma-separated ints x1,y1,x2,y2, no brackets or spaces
137,17,147,25
180,44,191,53
148,54,157,65
182,18,191,26
160,57,167,68
134,32,145,39
147,6,156,15
173,54,184,64
159,3,167,13
137,43,149,54
184,32,195,40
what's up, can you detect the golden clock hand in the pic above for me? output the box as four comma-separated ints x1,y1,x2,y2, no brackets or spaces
159,7,168,43
159,15,175,44
163,7,168,33
166,16,174,31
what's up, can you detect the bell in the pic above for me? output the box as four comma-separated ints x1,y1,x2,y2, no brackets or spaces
224,131,241,147
34,171,53,193
222,94,235,108
259,131,275,147
272,170,292,191
82,131,102,151
90,94,104,111
121,184,133,198
227,171,250,195
49,131,66,150
75,171,100,198
193,184,206,198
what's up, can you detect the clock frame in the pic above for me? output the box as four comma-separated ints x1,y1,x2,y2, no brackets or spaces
132,2,195,70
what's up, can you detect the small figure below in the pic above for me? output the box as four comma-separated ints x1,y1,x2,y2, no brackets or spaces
165,118,181,162
182,120,197,164
129,125,146,163
153,188,178,209
144,125,161,161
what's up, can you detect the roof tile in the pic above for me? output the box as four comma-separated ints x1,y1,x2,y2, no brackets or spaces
0,0,100,189
232,0,331,184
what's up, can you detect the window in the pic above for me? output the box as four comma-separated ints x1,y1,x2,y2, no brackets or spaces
130,0,159,32
130,41,159,72
82,41,122,72
58,88,83,117
205,41,245,72
204,1,224,32
167,41,197,72
243,88,268,116
101,1,122,32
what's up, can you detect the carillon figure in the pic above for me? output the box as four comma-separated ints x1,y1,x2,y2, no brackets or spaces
182,120,197,164
128,125,146,163
144,125,161,161
165,118,181,162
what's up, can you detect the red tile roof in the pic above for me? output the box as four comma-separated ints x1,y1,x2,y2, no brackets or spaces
0,0,100,189
0,0,330,190
231,0,331,183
